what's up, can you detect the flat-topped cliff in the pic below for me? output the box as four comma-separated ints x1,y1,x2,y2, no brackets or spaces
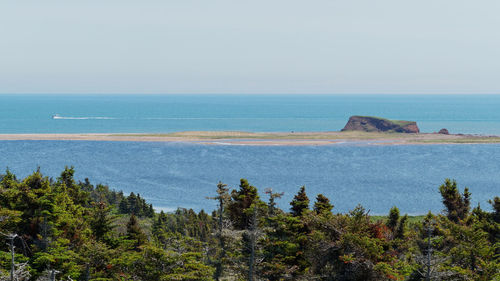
341,116,420,133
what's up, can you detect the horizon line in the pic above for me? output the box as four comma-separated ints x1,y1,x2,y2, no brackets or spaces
1,92,500,95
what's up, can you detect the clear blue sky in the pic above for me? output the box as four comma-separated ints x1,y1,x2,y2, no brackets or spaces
1,0,499,94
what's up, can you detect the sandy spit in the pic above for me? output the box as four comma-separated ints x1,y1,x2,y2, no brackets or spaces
0,132,499,146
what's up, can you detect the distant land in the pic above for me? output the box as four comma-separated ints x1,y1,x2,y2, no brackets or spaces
341,116,420,133
2,115,500,145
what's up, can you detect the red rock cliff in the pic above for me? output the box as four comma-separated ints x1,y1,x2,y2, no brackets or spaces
341,116,420,133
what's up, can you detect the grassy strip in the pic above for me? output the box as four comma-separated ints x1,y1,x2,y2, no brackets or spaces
110,131,500,144
354,116,415,127
411,138,500,144
110,131,418,140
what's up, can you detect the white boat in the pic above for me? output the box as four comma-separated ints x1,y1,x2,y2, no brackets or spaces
52,114,62,119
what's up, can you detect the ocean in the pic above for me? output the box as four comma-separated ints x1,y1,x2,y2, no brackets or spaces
1,94,499,214
2,94,500,134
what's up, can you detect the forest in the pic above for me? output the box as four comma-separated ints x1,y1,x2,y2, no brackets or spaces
0,167,498,280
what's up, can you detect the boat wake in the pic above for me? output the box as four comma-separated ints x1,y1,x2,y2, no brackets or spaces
52,114,115,120
51,115,321,120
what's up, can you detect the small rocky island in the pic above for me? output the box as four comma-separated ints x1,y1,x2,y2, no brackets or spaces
341,116,420,133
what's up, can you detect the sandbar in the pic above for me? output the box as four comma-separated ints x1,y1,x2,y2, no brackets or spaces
0,131,500,146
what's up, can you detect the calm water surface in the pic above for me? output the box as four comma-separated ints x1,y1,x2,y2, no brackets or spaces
0,141,498,215
2,94,500,134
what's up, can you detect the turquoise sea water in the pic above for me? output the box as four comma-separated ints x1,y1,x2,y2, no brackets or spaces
2,94,500,134
0,94,499,214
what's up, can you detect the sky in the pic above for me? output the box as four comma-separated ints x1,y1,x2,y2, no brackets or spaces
1,0,500,94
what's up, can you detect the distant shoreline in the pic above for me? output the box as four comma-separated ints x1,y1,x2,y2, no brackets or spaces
1,131,500,145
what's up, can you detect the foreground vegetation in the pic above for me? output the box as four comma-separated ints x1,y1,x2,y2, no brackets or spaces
0,168,498,280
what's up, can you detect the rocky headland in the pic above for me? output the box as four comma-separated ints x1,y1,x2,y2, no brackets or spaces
341,116,420,133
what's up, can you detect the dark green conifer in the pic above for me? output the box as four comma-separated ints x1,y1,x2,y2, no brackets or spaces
439,179,471,223
1,168,17,189
152,211,167,235
489,196,500,223
147,204,154,217
228,179,260,229
387,206,400,231
57,166,89,205
208,181,231,280
127,192,138,214
119,198,129,213
126,214,147,249
313,194,333,214
290,186,309,217
395,214,408,239
89,201,115,242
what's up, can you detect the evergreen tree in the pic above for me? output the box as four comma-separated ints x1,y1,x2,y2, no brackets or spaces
313,194,333,214
57,166,89,205
126,214,147,249
147,204,154,217
395,214,407,239
386,206,400,231
1,168,499,281
264,188,284,216
89,201,115,242
127,192,138,214
439,179,471,223
152,210,167,235
228,179,260,229
119,197,129,213
243,205,262,281
0,168,17,189
489,196,500,223
290,186,309,217
207,181,230,280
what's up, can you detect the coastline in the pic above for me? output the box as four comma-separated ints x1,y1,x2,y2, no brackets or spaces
1,131,500,145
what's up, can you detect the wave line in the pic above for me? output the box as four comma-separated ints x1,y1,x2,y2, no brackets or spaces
53,116,116,120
